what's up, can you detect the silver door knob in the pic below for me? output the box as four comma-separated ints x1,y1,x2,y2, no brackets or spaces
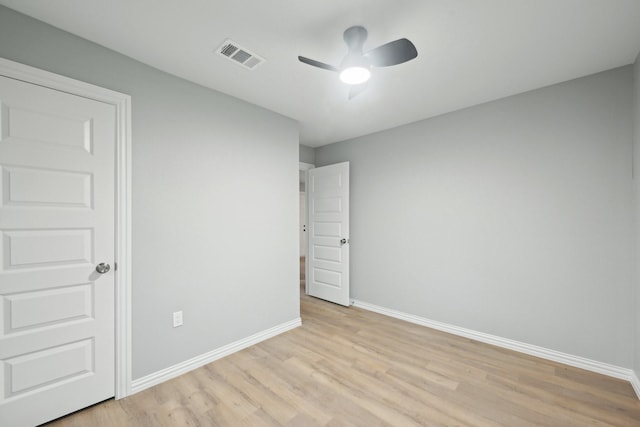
340,238,348,245
96,263,111,274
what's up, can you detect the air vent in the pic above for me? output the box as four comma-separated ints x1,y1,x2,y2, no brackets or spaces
216,39,265,70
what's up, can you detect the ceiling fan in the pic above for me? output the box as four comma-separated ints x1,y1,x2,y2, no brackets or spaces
298,26,418,99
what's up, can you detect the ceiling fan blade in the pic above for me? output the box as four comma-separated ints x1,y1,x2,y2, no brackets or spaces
298,56,339,72
348,82,368,100
365,38,417,67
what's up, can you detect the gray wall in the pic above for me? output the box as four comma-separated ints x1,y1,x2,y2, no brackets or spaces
317,67,635,368
0,6,300,379
299,144,316,164
634,53,640,376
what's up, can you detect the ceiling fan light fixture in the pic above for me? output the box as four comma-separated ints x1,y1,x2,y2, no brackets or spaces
339,66,371,85
298,25,417,97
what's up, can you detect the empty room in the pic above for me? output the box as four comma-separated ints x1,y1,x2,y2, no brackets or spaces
1,0,640,426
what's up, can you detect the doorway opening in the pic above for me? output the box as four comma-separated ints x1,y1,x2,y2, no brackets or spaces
299,162,314,296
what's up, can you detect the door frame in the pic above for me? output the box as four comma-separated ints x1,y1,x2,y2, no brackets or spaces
299,162,314,295
0,57,133,399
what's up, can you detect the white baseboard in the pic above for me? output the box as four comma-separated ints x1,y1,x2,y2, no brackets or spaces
631,371,640,399
130,317,301,395
351,299,640,399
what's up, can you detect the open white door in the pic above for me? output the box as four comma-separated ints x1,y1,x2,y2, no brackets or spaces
307,162,350,306
299,192,307,257
0,75,116,426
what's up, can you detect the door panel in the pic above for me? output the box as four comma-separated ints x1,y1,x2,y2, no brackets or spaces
0,75,115,427
2,165,92,207
307,162,350,306
3,104,92,152
4,283,93,332
6,339,94,397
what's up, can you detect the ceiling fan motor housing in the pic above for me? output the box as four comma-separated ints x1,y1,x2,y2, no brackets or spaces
339,26,372,85
343,26,368,54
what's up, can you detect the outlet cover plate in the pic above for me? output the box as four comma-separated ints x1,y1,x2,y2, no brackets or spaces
173,310,183,327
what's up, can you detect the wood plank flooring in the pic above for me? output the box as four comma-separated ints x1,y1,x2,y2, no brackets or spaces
44,261,640,426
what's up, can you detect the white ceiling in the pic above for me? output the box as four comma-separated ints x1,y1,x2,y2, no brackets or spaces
3,0,640,147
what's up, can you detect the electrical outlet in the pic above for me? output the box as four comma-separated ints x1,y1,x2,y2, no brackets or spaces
172,310,183,327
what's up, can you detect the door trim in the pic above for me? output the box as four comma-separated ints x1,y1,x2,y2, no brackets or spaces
0,57,133,399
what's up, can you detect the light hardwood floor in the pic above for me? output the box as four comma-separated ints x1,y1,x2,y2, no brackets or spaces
44,259,640,426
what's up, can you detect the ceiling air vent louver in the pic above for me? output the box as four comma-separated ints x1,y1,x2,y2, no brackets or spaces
217,39,265,70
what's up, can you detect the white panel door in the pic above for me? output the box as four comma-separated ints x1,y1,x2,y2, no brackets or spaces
299,192,306,256
307,162,349,306
0,75,116,426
